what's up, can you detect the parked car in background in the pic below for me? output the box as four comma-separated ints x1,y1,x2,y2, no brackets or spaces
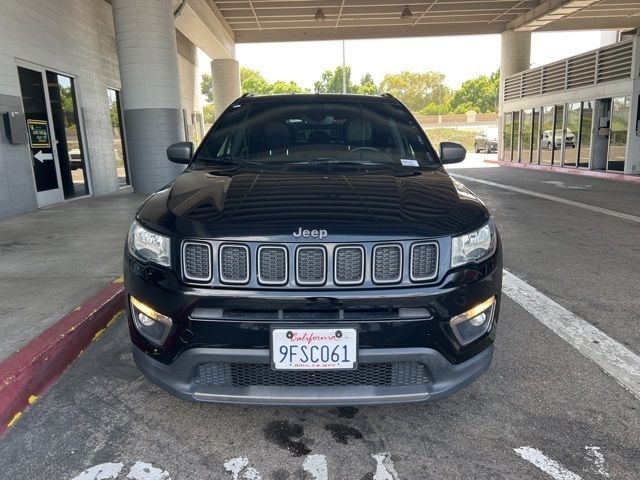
474,127,498,153
542,129,576,149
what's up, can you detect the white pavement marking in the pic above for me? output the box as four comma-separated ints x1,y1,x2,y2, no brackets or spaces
451,173,640,224
126,462,171,480
372,453,400,480
585,446,610,478
70,463,124,480
503,270,640,401
541,180,592,190
514,447,583,480
224,457,262,480
303,454,328,480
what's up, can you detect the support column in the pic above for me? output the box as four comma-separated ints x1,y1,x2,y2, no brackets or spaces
498,30,531,160
211,59,241,118
112,0,185,194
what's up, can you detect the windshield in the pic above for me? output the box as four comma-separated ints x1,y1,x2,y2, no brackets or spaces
193,100,438,169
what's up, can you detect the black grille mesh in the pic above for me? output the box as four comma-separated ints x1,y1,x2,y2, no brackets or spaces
335,247,364,284
258,247,287,284
193,362,429,387
183,243,210,281
411,243,438,280
220,246,248,282
374,245,401,282
297,248,325,284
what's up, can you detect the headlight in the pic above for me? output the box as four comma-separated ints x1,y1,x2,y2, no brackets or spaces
128,221,171,267
451,221,496,268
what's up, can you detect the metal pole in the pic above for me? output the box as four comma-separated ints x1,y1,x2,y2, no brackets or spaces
342,40,347,94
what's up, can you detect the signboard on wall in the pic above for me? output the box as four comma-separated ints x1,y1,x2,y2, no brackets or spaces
26,119,50,148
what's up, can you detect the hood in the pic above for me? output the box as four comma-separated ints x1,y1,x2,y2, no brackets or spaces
137,168,489,239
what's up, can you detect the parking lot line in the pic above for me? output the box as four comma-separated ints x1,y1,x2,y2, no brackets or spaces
503,269,640,401
451,174,640,224
514,447,583,480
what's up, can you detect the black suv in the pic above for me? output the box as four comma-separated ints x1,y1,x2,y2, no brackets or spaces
124,94,502,406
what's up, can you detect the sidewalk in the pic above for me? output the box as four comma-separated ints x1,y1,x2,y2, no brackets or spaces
0,190,146,362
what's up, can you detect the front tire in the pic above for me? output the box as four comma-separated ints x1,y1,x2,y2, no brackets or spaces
475,142,480,154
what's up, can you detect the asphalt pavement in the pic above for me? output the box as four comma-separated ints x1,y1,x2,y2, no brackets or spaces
1,156,639,479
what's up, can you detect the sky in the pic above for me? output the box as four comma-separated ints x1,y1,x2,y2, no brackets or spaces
196,30,613,100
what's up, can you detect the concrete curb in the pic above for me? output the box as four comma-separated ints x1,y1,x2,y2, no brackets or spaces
484,159,640,184
0,279,125,437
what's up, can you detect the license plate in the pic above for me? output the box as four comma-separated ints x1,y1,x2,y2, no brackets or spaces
271,327,357,370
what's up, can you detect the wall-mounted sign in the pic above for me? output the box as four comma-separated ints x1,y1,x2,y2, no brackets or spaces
26,119,50,148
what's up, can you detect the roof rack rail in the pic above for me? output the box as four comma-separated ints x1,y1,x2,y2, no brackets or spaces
241,93,254,98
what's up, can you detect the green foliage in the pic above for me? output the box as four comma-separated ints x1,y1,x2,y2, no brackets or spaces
356,73,378,95
448,70,499,113
201,73,214,103
379,71,451,113
314,66,358,94
203,104,215,124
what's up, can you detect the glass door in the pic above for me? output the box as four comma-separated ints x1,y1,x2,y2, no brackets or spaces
608,96,630,172
107,88,130,186
18,66,64,207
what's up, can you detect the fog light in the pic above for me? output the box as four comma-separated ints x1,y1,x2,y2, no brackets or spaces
450,296,496,346
130,296,172,345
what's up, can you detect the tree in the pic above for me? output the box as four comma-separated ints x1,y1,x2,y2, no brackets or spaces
357,73,378,95
379,71,450,113
314,66,357,94
203,104,215,124
240,67,271,95
448,70,500,113
269,80,304,94
200,73,213,103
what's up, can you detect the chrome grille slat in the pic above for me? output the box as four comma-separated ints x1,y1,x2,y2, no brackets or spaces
219,244,249,284
373,244,402,284
258,246,288,285
182,242,212,282
296,246,326,286
410,242,439,282
334,246,365,285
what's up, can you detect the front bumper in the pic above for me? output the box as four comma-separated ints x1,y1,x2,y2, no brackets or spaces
133,343,494,406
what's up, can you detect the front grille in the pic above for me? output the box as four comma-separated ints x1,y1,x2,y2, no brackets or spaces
182,242,212,281
410,242,438,281
219,245,249,284
296,247,326,285
258,246,287,285
334,246,364,285
193,362,429,387
373,244,402,283
181,239,441,288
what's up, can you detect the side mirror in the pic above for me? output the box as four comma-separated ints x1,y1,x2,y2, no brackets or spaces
440,141,466,164
167,141,193,164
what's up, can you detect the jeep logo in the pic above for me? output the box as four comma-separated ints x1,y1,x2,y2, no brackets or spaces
293,227,328,240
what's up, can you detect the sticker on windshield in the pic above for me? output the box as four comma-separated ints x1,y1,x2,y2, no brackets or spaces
401,159,419,167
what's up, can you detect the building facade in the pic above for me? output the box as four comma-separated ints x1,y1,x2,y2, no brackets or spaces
501,34,640,176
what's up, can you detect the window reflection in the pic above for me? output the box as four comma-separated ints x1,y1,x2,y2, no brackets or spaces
578,101,593,168
512,111,521,162
564,102,580,167
531,108,540,164
552,105,564,165
521,109,533,163
608,96,629,172
540,106,554,165
107,89,130,186
503,113,513,161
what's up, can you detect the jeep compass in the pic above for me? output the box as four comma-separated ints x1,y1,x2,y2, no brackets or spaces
124,94,502,405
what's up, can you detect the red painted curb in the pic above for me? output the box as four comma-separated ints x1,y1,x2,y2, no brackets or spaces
484,159,640,184
0,281,125,437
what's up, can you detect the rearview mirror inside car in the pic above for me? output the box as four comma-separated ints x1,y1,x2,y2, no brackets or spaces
440,142,466,164
167,141,193,164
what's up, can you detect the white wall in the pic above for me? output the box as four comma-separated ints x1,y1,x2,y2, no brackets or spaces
0,0,121,218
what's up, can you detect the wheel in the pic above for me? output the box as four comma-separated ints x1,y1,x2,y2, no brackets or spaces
485,143,491,154
474,142,480,154
546,141,552,150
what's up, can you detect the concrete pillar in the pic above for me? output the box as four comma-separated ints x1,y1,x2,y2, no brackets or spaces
211,59,241,118
112,0,185,194
498,30,531,160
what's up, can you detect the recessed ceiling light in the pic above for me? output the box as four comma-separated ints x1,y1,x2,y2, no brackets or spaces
314,8,326,21
401,5,412,19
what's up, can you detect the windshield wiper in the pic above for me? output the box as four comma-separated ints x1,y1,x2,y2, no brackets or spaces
289,158,389,167
196,155,263,166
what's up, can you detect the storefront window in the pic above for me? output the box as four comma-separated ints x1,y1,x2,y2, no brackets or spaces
521,109,533,163
540,106,554,165
608,96,629,172
503,113,513,161
552,105,564,165
531,108,540,164
578,101,593,168
564,102,581,167
107,89,130,186
512,111,521,162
